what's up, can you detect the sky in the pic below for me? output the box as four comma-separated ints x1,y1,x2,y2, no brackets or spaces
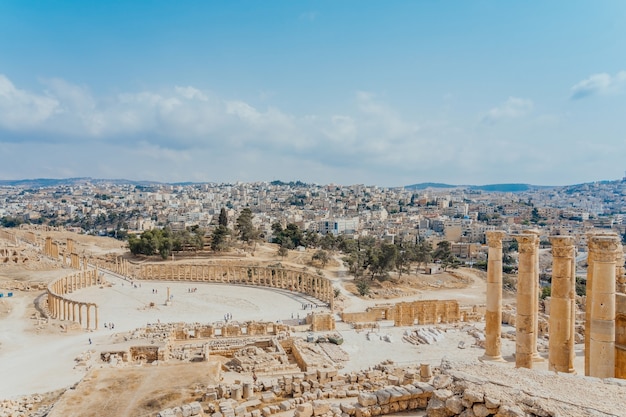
0,1,625,187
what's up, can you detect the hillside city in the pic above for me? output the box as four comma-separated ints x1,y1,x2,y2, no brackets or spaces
2,177,626,263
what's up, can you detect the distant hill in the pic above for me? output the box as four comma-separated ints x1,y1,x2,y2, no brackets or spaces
405,183,554,192
0,178,162,188
404,182,458,190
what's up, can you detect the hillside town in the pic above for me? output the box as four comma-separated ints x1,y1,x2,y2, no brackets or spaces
2,177,626,258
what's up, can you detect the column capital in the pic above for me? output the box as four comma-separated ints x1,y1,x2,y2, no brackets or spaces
514,233,539,253
550,236,575,258
589,235,621,262
486,231,507,248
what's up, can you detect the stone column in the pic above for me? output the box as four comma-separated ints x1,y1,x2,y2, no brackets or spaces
548,236,576,373
514,233,539,369
482,230,507,361
588,234,619,378
528,230,543,362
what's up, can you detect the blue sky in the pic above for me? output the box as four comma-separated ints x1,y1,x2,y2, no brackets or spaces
1,1,625,186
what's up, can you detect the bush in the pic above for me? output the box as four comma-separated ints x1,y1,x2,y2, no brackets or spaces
355,279,370,296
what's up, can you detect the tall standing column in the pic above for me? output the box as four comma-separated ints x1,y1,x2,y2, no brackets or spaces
528,230,543,362
589,234,619,378
515,233,539,368
483,230,507,361
548,236,576,373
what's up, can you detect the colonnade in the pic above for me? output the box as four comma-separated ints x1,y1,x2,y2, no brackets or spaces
139,263,334,309
47,268,100,330
484,230,625,379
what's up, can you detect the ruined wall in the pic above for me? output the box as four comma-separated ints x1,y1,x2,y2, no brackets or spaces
341,306,394,324
306,312,335,332
394,300,461,327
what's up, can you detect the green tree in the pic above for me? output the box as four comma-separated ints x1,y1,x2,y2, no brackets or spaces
312,249,330,267
415,241,433,272
218,208,228,227
433,240,459,270
211,225,230,251
235,208,258,243
277,246,288,258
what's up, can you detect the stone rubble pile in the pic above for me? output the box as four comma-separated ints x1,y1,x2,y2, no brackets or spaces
0,395,52,417
156,359,626,417
402,327,445,345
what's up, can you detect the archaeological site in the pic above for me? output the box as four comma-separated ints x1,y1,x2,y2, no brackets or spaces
0,225,625,417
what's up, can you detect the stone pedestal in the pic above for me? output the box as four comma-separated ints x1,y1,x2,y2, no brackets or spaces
548,236,576,373
482,231,507,361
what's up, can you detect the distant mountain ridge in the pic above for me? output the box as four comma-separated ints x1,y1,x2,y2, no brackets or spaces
404,183,554,192
0,177,617,192
0,177,163,188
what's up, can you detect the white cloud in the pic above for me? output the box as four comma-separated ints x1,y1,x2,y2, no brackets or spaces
0,75,60,129
482,97,533,124
570,71,626,100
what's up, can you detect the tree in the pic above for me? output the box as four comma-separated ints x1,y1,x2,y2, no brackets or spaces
211,225,230,251
235,208,258,243
433,240,459,270
312,249,330,267
415,241,432,272
277,246,288,258
218,208,228,227
303,230,320,249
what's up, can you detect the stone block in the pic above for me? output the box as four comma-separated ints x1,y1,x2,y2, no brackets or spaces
261,407,271,417
432,389,453,402
374,389,391,405
312,400,330,416
354,405,372,417
295,403,313,417
182,404,192,417
387,375,400,386
398,400,408,411
412,381,434,394
463,388,484,406
425,398,449,417
358,392,378,407
234,406,246,416
190,402,203,416
432,375,453,389
279,401,292,411
472,403,491,417
339,402,356,415
445,396,464,415
495,404,525,417
261,392,276,403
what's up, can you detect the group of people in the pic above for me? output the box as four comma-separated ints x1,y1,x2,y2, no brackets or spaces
224,312,233,322
103,322,115,329
187,287,198,293
301,303,316,310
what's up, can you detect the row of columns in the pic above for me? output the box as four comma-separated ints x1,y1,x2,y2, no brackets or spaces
484,230,624,378
47,268,100,330
139,264,335,309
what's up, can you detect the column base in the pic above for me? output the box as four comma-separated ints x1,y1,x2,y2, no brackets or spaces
480,354,506,362
531,352,545,362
